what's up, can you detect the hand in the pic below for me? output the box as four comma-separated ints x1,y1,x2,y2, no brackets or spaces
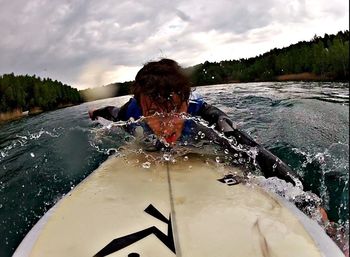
319,207,349,256
88,109,96,120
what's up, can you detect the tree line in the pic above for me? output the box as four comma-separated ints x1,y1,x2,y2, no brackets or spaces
187,30,349,86
0,73,82,113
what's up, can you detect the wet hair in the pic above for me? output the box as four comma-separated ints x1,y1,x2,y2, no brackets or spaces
131,58,191,107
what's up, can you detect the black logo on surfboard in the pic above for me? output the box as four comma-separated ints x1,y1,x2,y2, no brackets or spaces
218,174,240,186
94,204,175,257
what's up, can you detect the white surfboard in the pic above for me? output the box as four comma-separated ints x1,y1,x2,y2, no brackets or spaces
14,153,344,257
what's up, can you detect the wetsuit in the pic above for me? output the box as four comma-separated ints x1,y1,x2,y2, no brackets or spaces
90,95,301,186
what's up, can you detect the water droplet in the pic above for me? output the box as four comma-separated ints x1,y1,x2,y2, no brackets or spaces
224,149,229,154
215,156,220,163
30,153,35,158
142,162,151,169
184,141,188,146
183,156,189,161
0,204,3,208
163,153,171,161
135,126,144,137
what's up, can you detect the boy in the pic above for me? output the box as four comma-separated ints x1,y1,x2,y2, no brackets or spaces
89,58,298,185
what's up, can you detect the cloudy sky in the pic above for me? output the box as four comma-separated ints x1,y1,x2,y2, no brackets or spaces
0,0,348,89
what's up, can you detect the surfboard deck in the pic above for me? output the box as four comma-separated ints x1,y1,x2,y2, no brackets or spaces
14,153,344,257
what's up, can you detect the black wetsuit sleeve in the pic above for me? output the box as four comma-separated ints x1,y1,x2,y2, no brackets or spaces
198,102,234,133
91,106,120,121
198,102,301,185
91,99,132,121
198,102,228,126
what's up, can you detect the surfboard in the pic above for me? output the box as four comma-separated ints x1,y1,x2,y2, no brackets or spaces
14,152,344,257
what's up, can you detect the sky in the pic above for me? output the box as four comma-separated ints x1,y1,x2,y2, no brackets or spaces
0,0,348,90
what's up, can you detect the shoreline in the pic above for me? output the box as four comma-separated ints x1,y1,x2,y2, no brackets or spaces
0,104,75,123
0,108,24,122
225,72,347,84
198,73,348,87
275,72,331,82
1,75,348,123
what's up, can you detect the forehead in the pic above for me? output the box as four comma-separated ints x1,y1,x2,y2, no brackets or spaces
140,93,184,105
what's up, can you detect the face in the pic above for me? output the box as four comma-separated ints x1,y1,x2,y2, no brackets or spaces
140,94,188,144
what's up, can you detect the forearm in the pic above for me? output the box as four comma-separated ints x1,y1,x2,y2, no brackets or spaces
199,102,300,185
90,106,119,121
199,103,227,125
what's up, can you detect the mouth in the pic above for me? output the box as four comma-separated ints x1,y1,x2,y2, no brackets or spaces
164,132,177,143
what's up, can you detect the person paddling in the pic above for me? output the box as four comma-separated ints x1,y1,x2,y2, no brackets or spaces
89,58,348,256
89,58,298,185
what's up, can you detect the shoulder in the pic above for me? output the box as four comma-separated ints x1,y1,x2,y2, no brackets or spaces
187,91,205,115
118,97,142,120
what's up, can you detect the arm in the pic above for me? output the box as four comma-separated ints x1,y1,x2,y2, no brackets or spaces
89,106,120,121
198,102,234,132
198,102,301,186
88,98,133,121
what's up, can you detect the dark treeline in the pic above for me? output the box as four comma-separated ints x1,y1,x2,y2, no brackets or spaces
187,30,349,86
0,73,82,113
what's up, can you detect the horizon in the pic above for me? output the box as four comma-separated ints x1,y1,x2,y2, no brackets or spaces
1,1,348,90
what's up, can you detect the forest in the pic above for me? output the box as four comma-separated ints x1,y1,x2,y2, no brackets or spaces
186,30,349,86
0,73,82,113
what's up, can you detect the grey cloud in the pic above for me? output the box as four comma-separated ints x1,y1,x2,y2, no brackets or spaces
179,0,311,35
0,0,347,87
175,9,191,22
0,0,172,84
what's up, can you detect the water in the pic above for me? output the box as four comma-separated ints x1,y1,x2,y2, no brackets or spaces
0,82,348,256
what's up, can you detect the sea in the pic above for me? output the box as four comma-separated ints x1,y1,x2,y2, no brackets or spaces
0,81,349,256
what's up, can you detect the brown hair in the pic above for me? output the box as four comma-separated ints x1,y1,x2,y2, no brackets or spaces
131,59,191,106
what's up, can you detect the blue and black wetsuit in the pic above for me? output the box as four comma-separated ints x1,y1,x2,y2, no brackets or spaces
91,94,300,186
